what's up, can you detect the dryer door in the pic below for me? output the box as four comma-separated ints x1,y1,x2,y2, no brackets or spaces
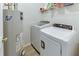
40,35,61,56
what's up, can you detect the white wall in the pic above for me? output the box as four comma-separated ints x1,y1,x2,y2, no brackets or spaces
42,3,79,32
54,4,79,32
18,3,43,44
0,3,3,56
0,4,3,37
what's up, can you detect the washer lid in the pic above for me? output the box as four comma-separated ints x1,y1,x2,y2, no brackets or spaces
40,27,76,42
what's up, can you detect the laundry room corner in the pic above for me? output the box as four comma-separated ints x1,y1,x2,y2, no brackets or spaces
1,3,79,56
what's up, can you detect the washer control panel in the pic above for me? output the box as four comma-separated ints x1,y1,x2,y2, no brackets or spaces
53,23,72,30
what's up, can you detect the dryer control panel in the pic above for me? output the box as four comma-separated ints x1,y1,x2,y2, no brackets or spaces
53,23,72,30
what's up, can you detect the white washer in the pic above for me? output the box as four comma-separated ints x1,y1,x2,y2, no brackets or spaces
40,26,78,56
31,21,51,53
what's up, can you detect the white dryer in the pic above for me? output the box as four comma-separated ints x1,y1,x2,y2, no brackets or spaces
40,24,78,56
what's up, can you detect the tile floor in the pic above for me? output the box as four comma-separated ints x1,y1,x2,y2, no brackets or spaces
23,45,39,56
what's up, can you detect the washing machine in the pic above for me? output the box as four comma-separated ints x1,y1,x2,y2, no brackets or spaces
40,23,78,56
31,21,51,54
